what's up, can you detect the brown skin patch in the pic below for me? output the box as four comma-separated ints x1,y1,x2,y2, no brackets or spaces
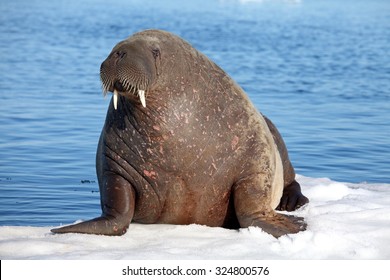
51,30,308,238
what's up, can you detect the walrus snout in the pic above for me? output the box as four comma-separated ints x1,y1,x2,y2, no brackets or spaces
100,42,158,109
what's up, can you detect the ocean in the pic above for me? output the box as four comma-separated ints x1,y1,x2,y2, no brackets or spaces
0,0,389,226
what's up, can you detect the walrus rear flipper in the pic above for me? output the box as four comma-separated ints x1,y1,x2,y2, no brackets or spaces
248,213,306,238
51,215,130,236
277,180,309,211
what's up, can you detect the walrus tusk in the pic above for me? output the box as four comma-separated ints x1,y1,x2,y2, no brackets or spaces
113,89,119,110
113,89,145,109
139,90,146,107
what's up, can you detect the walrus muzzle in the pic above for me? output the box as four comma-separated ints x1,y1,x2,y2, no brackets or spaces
100,42,160,109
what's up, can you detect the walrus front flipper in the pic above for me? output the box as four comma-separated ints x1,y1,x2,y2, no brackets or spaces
52,175,136,236
244,213,306,238
233,176,306,238
235,207,306,238
51,215,130,236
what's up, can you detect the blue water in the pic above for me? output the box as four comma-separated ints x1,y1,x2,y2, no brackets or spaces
0,0,389,226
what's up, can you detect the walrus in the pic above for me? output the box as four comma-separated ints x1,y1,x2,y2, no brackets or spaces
52,29,308,238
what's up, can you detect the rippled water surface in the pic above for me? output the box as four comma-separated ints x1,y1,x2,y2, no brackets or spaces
0,0,389,226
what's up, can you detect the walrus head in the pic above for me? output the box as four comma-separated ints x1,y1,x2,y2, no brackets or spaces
100,31,162,109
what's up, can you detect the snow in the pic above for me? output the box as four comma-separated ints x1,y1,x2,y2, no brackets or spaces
1,175,389,260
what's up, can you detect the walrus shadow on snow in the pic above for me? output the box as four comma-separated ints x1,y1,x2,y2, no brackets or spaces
52,29,309,238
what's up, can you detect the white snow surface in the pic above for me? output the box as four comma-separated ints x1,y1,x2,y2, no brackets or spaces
1,175,389,260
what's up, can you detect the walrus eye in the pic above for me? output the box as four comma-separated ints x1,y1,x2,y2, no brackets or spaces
152,49,160,59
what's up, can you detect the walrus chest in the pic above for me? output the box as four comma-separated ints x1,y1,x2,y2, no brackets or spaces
102,112,245,225
103,96,254,173
100,90,270,225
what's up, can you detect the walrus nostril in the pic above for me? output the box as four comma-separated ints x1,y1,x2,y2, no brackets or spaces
115,50,126,59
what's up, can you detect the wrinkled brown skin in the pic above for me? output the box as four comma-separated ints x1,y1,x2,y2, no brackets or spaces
52,30,308,238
